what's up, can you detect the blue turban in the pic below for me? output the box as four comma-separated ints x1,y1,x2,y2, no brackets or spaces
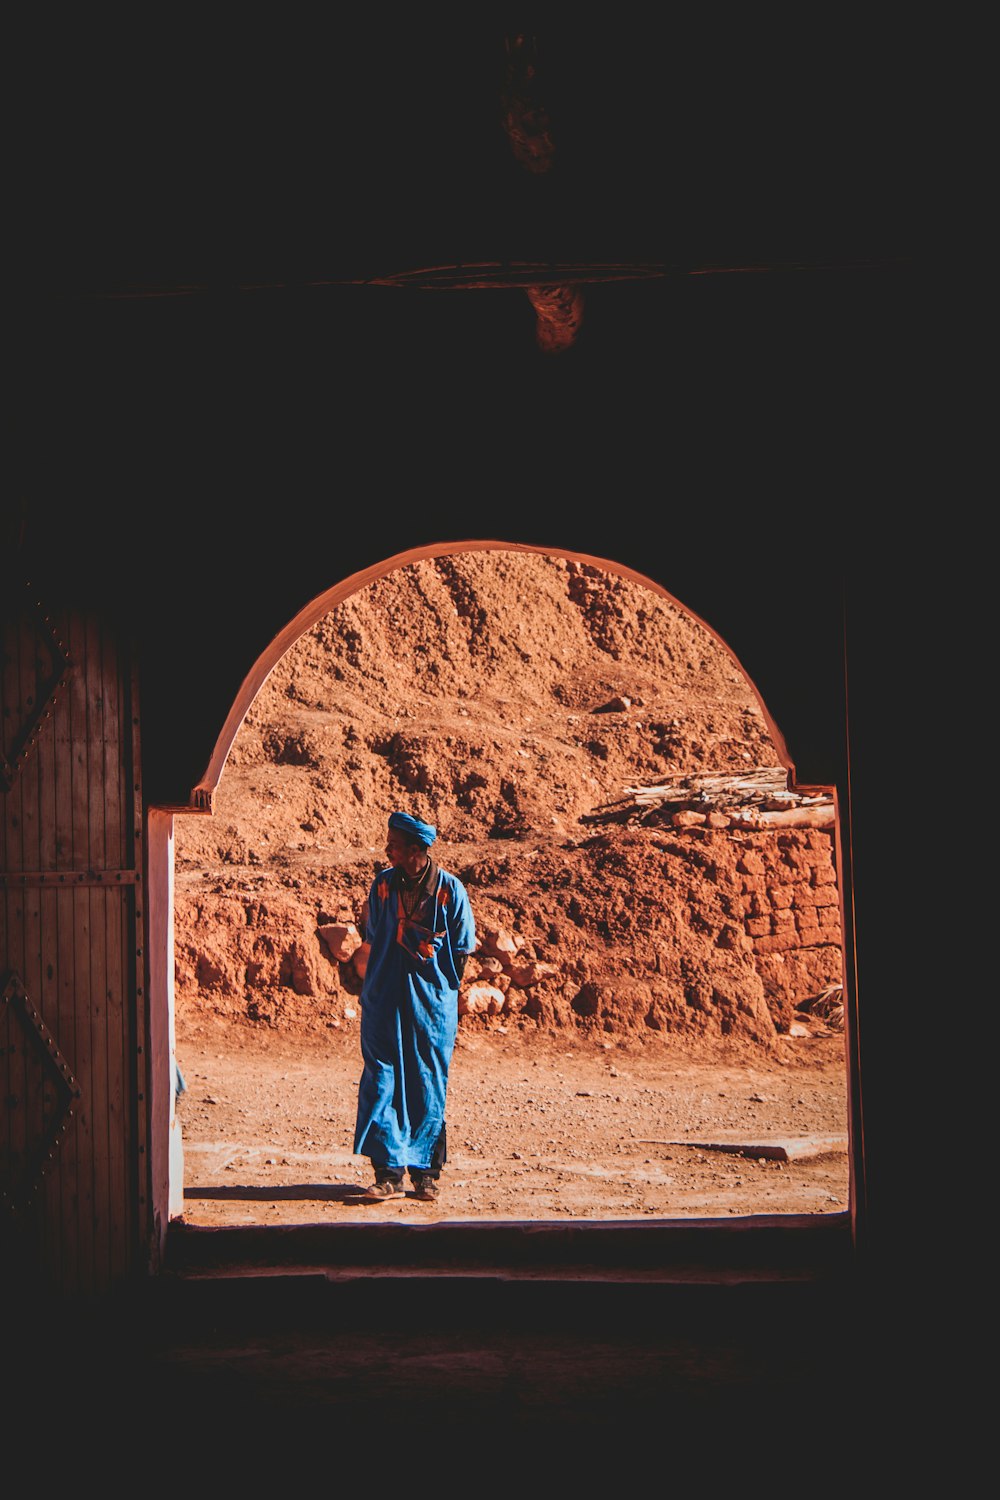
388,811,438,847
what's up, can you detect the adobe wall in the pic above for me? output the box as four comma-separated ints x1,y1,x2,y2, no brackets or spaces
173,824,843,1050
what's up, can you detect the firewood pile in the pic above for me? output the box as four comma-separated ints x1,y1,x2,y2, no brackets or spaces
586,766,835,829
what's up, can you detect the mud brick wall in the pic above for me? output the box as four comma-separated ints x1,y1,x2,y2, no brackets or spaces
733,828,843,1030
174,827,844,1043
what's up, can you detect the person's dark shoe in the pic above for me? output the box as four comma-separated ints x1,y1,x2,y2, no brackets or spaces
361,1178,406,1201
411,1176,440,1202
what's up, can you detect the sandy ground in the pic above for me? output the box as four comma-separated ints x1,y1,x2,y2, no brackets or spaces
174,1018,850,1225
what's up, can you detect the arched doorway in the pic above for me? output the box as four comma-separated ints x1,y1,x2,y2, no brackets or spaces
147,543,859,1263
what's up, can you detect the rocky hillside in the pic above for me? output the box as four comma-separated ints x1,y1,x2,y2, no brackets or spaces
173,552,844,1052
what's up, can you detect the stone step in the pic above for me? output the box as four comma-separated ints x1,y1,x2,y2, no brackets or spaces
162,1211,854,1290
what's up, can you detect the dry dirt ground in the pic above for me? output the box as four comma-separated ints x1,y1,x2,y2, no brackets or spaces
175,1017,849,1224
172,551,851,1226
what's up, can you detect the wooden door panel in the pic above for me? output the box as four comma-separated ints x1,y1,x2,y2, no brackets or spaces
2,592,143,1296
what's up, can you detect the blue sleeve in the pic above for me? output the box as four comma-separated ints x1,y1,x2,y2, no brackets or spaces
363,876,383,944
449,878,476,955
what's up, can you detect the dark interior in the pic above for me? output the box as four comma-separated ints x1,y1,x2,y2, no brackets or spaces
8,17,920,1470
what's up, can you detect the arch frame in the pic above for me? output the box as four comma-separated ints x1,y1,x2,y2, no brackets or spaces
144,540,864,1269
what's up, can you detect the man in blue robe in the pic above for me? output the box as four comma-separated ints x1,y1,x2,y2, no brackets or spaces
354,811,476,1201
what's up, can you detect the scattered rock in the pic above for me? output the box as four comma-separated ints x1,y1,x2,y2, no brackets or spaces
318,922,362,962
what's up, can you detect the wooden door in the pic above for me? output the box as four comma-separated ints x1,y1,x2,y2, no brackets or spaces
1,583,147,1296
